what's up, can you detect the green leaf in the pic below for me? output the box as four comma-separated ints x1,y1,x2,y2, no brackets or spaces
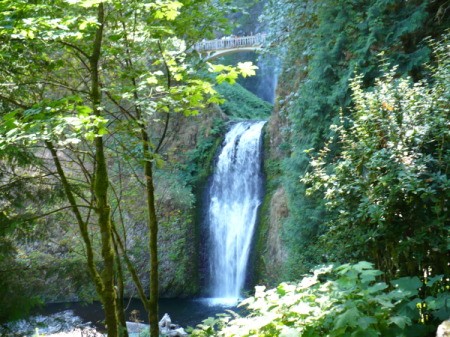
391,277,422,296
388,316,411,329
108,34,122,42
367,282,388,294
353,261,374,272
84,131,95,142
334,307,361,330
360,269,384,284
426,275,443,287
277,283,287,296
237,62,258,78
76,105,92,116
351,328,380,337
336,263,351,275
280,326,300,337
357,316,377,330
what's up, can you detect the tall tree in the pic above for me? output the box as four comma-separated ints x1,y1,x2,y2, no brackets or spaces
0,0,255,335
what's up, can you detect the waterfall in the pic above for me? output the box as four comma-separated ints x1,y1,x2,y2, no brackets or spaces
255,55,279,104
206,121,266,301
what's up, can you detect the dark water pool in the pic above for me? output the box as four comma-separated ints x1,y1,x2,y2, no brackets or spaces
37,298,239,330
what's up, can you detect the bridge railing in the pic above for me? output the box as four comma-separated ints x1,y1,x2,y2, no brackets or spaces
193,34,266,53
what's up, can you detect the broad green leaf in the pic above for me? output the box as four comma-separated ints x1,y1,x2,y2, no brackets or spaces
277,284,287,296
351,328,380,337
76,105,93,116
237,61,258,78
353,261,374,272
291,302,314,315
426,275,443,287
334,307,361,329
357,316,377,330
388,316,411,329
367,282,388,294
360,269,383,284
391,277,422,296
84,131,95,142
280,326,300,337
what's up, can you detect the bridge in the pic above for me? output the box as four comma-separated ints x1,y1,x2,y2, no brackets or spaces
193,34,266,61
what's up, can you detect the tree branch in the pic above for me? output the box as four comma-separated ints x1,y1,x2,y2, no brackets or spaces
59,41,90,62
0,93,30,109
4,205,96,225
45,141,104,290
112,224,150,312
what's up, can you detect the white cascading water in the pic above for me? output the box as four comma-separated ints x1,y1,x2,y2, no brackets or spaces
207,121,266,302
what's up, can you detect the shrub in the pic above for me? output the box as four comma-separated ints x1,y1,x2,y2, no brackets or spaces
302,36,450,278
191,262,449,337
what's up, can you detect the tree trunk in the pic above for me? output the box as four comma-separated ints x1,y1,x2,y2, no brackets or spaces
113,235,129,337
142,130,159,337
90,4,120,336
118,22,160,335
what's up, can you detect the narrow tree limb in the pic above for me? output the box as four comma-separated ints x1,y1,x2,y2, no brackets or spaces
0,93,30,109
59,41,91,63
112,225,150,312
4,205,95,225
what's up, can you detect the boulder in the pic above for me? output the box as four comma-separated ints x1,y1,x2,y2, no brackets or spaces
167,327,188,337
159,313,172,332
158,313,188,337
437,319,450,337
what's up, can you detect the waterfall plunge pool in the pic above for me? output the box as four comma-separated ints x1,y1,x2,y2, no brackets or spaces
3,298,241,336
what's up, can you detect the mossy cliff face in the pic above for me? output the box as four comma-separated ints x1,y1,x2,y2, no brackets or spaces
255,184,288,286
157,107,228,297
254,97,289,286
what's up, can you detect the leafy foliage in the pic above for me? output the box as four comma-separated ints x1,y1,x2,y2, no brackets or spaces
261,0,450,280
303,38,450,278
0,147,71,322
181,116,227,187
191,262,449,337
216,81,272,119
0,0,258,331
0,246,43,323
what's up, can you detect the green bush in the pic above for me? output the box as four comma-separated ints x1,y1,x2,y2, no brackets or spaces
191,262,449,337
262,0,449,282
215,82,272,119
180,117,226,187
302,36,450,279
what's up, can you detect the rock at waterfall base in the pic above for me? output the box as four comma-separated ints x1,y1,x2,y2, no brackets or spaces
437,319,450,337
127,313,188,337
